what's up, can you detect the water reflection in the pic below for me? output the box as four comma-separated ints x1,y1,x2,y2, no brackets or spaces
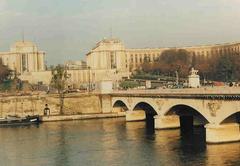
54,124,69,166
206,143,240,166
0,118,239,166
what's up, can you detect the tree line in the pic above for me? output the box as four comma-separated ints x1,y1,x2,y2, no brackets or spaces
140,49,240,82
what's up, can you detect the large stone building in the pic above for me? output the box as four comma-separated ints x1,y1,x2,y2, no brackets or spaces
86,38,240,72
64,60,87,70
86,39,127,72
2,38,240,89
0,41,45,74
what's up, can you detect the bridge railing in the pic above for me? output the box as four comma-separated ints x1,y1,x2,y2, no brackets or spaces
112,87,240,95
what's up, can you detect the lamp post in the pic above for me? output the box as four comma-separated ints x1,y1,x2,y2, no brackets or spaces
175,70,179,87
88,66,91,93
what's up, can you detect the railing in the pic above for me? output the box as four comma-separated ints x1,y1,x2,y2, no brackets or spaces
112,87,240,95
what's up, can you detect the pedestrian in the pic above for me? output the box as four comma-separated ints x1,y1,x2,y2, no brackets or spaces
44,104,50,116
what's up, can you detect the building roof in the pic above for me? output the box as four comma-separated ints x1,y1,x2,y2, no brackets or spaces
12,41,37,48
10,41,38,52
86,38,125,55
86,38,240,56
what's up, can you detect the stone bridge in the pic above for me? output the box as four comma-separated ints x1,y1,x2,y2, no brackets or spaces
104,88,240,144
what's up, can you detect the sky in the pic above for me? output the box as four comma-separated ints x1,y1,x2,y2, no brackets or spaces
0,0,240,65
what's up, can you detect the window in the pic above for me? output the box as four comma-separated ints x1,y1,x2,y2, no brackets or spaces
130,54,133,63
135,55,138,63
110,51,116,68
144,54,147,59
219,49,222,55
22,54,27,71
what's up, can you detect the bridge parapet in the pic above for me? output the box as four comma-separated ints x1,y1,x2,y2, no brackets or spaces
112,87,240,96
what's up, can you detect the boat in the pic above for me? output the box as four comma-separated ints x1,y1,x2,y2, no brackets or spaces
0,115,40,126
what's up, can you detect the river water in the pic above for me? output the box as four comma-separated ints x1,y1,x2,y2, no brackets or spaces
0,118,239,166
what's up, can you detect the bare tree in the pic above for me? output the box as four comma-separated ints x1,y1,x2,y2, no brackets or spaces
50,65,69,115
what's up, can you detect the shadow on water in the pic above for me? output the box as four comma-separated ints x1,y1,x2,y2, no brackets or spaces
145,114,155,135
179,116,206,154
0,123,40,129
55,124,65,166
180,126,206,146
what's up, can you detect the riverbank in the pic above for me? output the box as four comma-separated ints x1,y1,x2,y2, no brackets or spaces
0,93,106,118
40,112,125,122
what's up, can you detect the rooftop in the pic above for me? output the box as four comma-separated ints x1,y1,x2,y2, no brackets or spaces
12,41,37,48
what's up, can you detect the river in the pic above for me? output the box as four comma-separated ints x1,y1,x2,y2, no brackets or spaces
0,118,239,166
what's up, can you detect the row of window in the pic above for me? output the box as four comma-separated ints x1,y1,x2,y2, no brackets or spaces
193,47,240,56
127,46,240,64
129,53,161,63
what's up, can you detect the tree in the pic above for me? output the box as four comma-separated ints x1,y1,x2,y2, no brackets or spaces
119,80,139,89
0,59,11,83
215,55,234,82
142,49,191,78
232,53,240,80
50,65,69,115
139,48,240,82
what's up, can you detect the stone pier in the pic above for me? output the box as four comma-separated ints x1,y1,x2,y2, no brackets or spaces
126,111,146,122
154,115,180,129
205,123,240,144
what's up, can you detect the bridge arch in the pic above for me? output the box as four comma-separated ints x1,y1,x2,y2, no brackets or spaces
165,104,209,123
161,100,211,123
132,102,158,129
164,104,209,134
112,100,129,112
133,102,158,115
220,111,240,124
131,99,159,114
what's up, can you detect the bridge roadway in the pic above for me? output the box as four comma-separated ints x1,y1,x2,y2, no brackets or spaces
107,87,240,144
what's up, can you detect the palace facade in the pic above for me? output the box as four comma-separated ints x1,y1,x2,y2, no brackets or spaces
86,38,240,72
0,41,45,74
2,38,240,88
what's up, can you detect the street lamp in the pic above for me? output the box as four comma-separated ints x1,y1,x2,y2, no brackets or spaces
88,66,91,93
175,71,179,87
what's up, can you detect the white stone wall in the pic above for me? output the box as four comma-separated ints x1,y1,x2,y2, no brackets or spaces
19,71,52,85
0,94,102,117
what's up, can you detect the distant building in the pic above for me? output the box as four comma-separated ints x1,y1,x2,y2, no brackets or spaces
0,41,45,74
85,38,131,82
86,38,240,72
64,60,87,70
4,38,240,89
86,38,128,72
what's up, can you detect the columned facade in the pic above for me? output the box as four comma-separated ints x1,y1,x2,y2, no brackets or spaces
86,38,128,72
86,38,240,72
0,41,45,74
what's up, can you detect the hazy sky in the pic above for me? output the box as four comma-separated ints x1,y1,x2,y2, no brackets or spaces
1,0,240,65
